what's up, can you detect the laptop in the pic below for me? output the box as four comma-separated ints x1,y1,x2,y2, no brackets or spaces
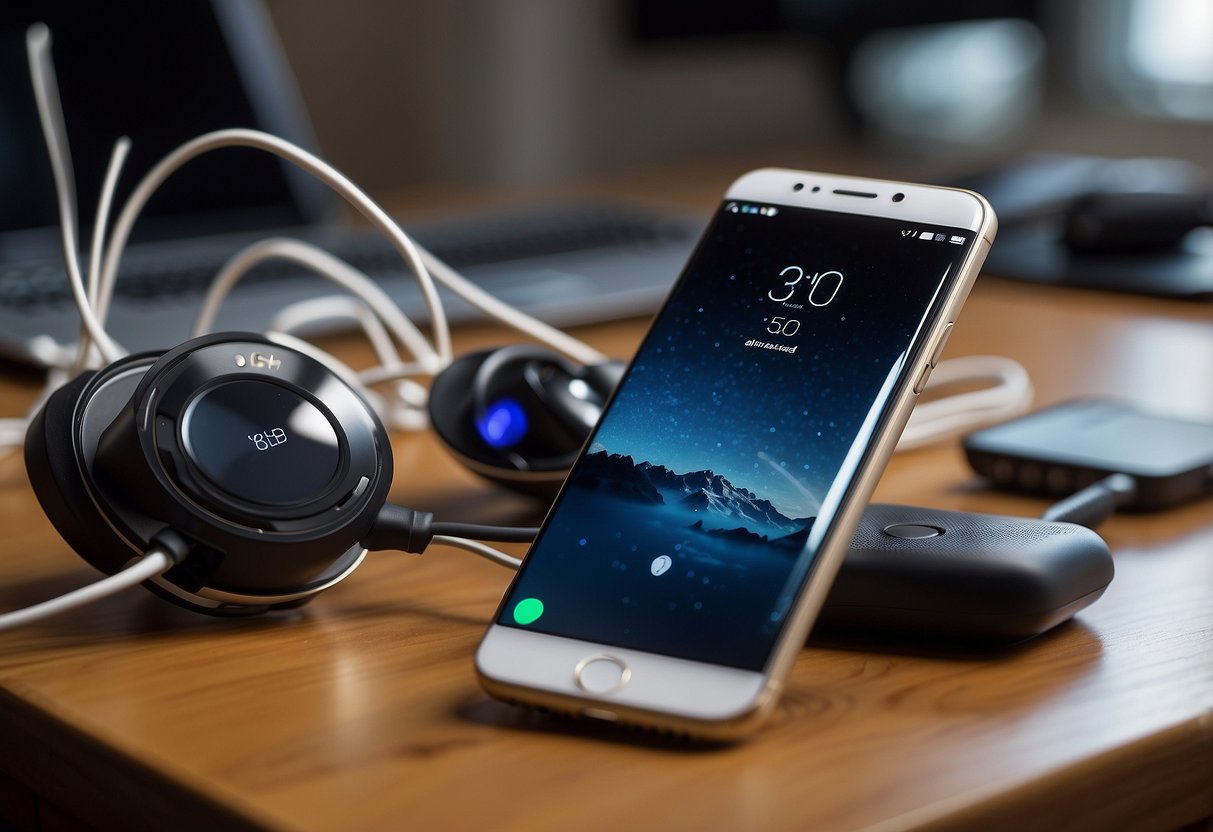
0,1,701,367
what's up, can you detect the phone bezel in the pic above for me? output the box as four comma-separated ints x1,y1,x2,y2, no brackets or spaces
476,168,997,738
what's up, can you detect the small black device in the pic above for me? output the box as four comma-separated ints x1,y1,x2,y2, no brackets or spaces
964,398,1213,511
820,503,1114,643
428,346,625,496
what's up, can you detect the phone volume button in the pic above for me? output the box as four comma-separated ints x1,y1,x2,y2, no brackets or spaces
928,322,954,368
912,363,933,395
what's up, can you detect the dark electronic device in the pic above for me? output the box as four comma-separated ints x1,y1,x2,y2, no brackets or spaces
430,360,1115,643
955,154,1213,300
821,503,1113,643
428,346,625,496
25,333,395,615
964,398,1213,511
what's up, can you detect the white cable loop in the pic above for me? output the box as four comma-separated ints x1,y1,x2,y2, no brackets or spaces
25,26,123,364
73,137,133,374
415,248,608,367
97,128,453,362
0,549,173,633
193,237,444,374
270,295,404,369
898,355,1034,450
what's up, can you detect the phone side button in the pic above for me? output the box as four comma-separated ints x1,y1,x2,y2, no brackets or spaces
912,362,933,395
928,322,954,367
574,655,631,694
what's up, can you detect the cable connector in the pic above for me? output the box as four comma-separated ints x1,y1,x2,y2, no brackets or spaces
148,527,193,565
1040,473,1138,529
362,504,435,554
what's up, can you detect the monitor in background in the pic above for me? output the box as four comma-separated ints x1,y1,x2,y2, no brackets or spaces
0,0,704,366
0,0,327,260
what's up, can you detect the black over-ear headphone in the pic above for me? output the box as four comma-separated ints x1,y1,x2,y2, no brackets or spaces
25,332,394,616
428,346,624,496
23,332,620,617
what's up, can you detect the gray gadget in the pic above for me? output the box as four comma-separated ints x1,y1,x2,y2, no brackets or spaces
964,398,1213,511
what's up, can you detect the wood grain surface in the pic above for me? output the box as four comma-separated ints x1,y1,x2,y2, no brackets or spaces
0,197,1211,831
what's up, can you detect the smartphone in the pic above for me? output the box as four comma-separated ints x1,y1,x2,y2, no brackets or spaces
476,168,996,738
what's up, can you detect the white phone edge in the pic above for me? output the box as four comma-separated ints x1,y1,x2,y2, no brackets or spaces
475,168,997,740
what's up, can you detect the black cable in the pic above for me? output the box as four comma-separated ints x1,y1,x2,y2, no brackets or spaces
1040,474,1138,529
361,504,538,553
430,522,539,543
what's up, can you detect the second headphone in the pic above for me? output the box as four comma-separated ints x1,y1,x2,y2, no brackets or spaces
428,344,624,496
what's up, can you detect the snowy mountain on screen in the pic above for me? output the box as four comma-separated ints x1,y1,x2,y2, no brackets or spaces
576,451,812,538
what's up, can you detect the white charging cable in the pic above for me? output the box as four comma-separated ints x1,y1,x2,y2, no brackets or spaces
431,536,524,570
0,548,173,633
25,24,124,365
899,354,1034,450
193,237,444,375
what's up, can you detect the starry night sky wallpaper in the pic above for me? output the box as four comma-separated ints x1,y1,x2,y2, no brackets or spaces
500,202,975,669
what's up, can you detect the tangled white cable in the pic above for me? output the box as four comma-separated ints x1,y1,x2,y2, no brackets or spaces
2,23,1030,464
1,25,608,458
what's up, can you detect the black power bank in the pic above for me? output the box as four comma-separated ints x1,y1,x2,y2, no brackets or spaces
817,503,1114,644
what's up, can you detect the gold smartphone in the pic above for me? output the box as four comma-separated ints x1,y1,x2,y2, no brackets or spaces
476,168,996,739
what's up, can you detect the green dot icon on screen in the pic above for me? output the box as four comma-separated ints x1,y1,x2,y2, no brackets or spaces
513,597,544,625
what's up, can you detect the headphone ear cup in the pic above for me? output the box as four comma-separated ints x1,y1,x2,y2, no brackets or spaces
428,347,621,497
24,363,148,576
25,334,394,618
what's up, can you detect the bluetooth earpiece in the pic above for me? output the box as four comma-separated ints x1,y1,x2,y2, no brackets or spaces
25,333,394,616
428,346,624,495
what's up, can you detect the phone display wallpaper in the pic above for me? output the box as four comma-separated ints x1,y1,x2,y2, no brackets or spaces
500,203,974,670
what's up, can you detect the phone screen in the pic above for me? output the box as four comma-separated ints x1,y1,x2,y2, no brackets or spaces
497,201,979,670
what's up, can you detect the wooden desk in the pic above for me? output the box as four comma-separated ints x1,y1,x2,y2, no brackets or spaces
1,267,1211,829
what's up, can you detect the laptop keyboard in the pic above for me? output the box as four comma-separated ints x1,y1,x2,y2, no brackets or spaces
0,202,698,310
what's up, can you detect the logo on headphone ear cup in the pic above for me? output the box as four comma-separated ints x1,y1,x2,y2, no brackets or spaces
428,346,623,497
24,334,394,616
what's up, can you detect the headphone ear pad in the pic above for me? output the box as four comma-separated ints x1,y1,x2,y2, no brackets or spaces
24,370,136,576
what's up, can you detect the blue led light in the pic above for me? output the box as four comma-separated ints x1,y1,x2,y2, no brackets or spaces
476,398,528,448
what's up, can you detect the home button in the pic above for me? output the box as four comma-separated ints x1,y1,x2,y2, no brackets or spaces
574,655,631,694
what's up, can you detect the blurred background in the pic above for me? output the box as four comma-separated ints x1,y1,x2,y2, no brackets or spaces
1,0,1210,365
262,0,1213,191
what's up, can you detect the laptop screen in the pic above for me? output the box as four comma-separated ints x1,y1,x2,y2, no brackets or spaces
0,0,325,259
